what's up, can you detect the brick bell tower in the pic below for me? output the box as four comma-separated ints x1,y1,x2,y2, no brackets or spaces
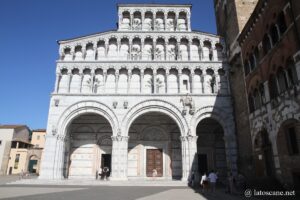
213,0,258,179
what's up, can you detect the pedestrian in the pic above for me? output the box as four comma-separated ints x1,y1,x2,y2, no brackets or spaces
190,171,195,187
200,172,209,193
208,170,218,192
103,166,109,181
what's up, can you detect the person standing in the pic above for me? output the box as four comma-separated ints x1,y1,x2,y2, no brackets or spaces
103,166,109,181
200,172,209,193
208,170,218,192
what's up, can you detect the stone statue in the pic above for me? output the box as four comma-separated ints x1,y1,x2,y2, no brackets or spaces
167,45,176,60
144,18,152,31
155,18,164,30
166,18,174,31
155,45,164,60
133,18,141,30
180,94,195,115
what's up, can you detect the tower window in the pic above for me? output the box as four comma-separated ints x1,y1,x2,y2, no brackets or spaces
183,80,188,90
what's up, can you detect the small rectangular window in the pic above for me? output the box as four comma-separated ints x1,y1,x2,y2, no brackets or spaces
14,154,20,169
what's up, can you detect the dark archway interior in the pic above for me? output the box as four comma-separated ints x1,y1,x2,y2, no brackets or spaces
196,118,227,183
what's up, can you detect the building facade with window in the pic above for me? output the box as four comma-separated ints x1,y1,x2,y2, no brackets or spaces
238,0,300,189
39,4,237,181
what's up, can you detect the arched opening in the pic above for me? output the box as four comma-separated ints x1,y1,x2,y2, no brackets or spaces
133,11,142,30
143,68,154,94
28,155,39,174
85,43,94,61
155,11,165,31
156,38,165,61
108,38,118,60
64,113,113,179
194,69,203,94
58,68,68,93
74,45,83,61
277,119,300,189
156,68,166,93
167,38,177,61
143,38,153,60
130,68,141,93
253,130,274,178
166,12,175,31
203,41,212,61
132,38,142,61
127,112,182,180
63,47,72,61
96,40,106,60
191,39,200,61
277,11,287,35
168,68,179,93
94,68,104,94
270,24,279,45
120,38,130,60
178,12,187,31
118,68,128,94
277,67,288,93
106,68,116,93
196,118,227,183
179,38,189,61
121,11,131,30
81,68,91,93
144,11,153,31
70,68,80,93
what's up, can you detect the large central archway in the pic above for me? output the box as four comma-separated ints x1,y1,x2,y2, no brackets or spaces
127,112,182,180
63,113,113,179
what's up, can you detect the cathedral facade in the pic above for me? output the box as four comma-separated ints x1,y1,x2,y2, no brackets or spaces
39,4,237,181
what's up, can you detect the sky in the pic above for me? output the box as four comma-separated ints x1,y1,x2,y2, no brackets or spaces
0,0,217,129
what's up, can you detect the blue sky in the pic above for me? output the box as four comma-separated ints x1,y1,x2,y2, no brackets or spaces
0,0,216,129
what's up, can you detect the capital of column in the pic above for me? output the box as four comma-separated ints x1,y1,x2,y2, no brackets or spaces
111,135,129,142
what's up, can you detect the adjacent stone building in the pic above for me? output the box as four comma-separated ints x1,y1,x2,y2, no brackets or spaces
215,0,300,189
0,125,31,175
238,0,300,189
39,4,237,181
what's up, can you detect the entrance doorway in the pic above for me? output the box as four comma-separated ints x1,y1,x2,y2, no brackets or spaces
101,154,111,177
146,149,163,177
28,160,38,173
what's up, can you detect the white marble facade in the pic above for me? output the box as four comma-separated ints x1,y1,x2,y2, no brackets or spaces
39,4,237,181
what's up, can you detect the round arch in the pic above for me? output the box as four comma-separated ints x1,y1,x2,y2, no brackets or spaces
56,101,119,137
122,100,189,136
191,106,235,138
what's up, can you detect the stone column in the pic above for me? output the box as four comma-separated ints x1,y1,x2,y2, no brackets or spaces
164,13,167,31
53,135,65,179
54,73,61,93
153,70,157,94
141,11,145,31
103,70,107,93
140,70,144,93
191,73,195,94
90,72,95,93
187,135,198,180
165,70,169,93
79,73,84,93
105,41,109,59
67,72,72,93
188,39,192,61
175,12,179,31
130,13,133,30
111,135,129,180
187,14,191,31
177,41,181,61
180,136,189,181
153,40,156,60
178,70,182,93
115,70,119,94
129,40,132,60
127,70,132,94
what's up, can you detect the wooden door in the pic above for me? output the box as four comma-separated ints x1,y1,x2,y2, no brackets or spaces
146,149,163,177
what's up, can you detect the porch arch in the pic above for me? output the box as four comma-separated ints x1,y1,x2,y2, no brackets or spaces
122,100,189,136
